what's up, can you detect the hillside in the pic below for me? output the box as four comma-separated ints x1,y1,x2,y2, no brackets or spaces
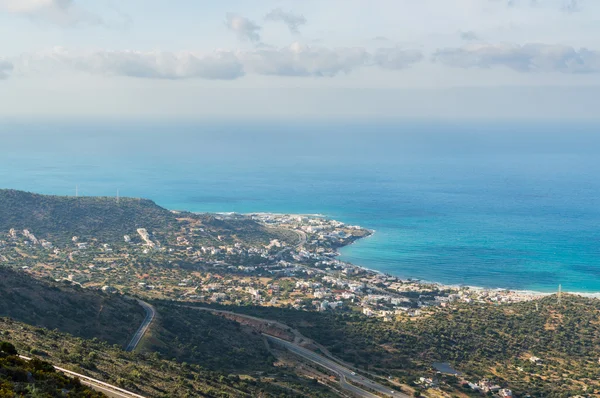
213,295,600,397
0,341,105,397
0,189,296,247
0,189,177,244
142,303,276,373
0,266,144,347
0,318,338,398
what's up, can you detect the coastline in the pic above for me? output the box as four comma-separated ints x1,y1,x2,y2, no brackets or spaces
192,210,599,299
330,220,598,299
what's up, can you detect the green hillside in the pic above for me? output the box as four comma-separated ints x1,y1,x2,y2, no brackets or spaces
213,294,600,397
0,341,105,397
0,189,296,247
0,318,337,398
0,189,176,244
143,304,276,373
0,266,144,347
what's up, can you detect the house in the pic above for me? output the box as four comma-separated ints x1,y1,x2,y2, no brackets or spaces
102,286,117,294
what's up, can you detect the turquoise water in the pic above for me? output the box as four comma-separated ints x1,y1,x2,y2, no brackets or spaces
1,120,599,292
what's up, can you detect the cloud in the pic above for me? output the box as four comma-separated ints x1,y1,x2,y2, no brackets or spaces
372,47,424,70
225,13,261,42
11,43,426,80
562,0,581,12
18,48,245,80
434,43,600,73
0,0,69,13
0,0,104,26
460,31,479,41
494,0,584,11
264,8,307,34
0,60,13,79
242,42,370,77
371,36,390,42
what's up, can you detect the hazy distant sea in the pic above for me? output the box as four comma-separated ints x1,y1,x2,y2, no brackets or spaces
2,120,600,293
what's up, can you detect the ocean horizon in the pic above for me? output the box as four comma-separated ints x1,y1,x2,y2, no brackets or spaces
2,119,599,293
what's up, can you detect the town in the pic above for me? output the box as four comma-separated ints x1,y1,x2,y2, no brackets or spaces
0,212,541,322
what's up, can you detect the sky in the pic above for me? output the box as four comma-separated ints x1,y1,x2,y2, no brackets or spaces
0,0,599,119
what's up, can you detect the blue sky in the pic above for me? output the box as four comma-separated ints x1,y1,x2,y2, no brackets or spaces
0,0,599,119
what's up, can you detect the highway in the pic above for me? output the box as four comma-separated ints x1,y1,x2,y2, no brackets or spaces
19,355,146,398
184,306,406,398
264,335,406,398
125,299,156,352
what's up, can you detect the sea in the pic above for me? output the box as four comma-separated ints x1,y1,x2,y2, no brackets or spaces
1,119,599,293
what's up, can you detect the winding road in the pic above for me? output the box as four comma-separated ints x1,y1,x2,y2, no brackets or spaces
264,335,405,398
275,229,307,260
125,299,156,352
184,306,407,398
19,355,146,398
17,298,157,397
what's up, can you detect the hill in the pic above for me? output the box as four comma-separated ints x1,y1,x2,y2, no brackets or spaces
0,189,177,244
0,266,144,347
0,341,105,397
141,303,276,373
0,317,338,398
212,294,600,397
0,189,297,247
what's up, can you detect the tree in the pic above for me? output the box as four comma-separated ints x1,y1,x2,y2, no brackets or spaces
0,341,17,355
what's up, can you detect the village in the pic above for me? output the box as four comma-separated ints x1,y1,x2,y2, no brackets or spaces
0,212,542,325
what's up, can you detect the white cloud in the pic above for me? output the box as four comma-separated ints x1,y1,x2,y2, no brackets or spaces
372,47,423,70
242,42,370,77
10,43,426,80
0,0,67,13
434,43,600,74
0,60,13,79
265,8,307,34
0,0,104,26
225,13,261,42
17,48,245,80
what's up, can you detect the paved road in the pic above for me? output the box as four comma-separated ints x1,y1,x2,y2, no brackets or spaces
182,305,302,340
185,306,405,398
264,335,406,398
275,230,307,259
19,355,146,398
125,299,156,352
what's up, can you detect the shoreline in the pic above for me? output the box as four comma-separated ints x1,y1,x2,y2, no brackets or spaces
333,224,600,299
198,210,600,298
342,253,600,299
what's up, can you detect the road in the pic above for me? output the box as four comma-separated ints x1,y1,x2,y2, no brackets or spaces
16,299,155,396
125,299,156,352
19,355,146,398
275,230,307,259
184,306,406,398
264,335,406,398
182,305,303,341
186,306,369,371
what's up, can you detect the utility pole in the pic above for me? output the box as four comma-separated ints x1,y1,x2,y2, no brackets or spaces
117,189,120,204
75,185,79,197
558,284,562,305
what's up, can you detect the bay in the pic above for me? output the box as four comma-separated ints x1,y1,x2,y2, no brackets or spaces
1,119,599,292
